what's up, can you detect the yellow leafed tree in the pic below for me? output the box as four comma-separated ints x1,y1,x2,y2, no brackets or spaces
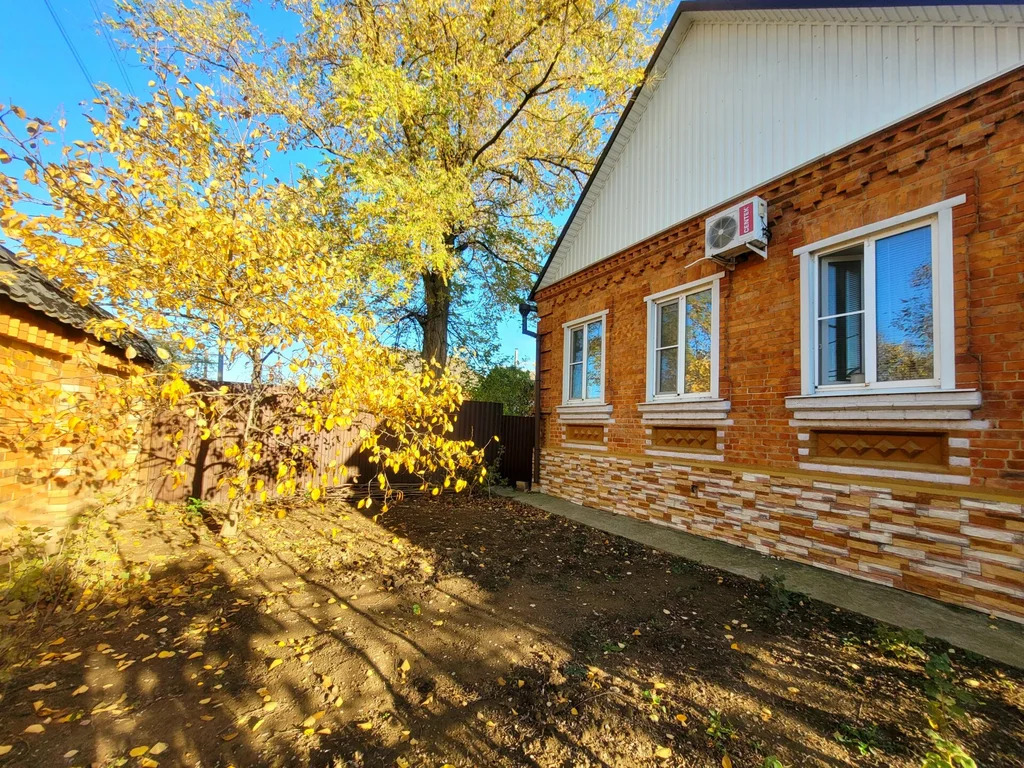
0,72,485,535
115,0,663,366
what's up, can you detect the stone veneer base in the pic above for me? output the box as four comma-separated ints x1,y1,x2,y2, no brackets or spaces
540,448,1024,623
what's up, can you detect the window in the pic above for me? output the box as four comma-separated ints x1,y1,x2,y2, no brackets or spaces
798,197,961,395
562,311,606,404
644,275,721,401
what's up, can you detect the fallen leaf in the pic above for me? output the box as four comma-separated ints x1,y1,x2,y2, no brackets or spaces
129,746,149,757
222,732,238,742
0,746,11,756
63,750,78,759
268,658,283,671
675,713,688,725
23,724,44,734
356,721,373,730
141,759,159,768
150,742,168,755
27,682,56,692
302,711,326,728
157,651,175,659
655,746,672,759
72,685,89,696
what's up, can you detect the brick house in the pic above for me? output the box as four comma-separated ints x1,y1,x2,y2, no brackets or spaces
0,245,157,534
529,2,1024,622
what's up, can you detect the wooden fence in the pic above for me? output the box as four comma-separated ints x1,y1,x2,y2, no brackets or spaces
450,400,534,485
141,397,534,505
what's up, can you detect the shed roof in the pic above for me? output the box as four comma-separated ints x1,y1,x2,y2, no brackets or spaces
0,244,159,363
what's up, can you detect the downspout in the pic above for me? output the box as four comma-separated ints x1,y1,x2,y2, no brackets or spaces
518,301,539,489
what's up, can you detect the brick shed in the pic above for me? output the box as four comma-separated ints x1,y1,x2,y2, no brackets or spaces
529,3,1024,622
0,245,157,534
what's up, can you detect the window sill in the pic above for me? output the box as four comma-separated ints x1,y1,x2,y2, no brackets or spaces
637,398,731,423
786,389,984,427
556,402,613,423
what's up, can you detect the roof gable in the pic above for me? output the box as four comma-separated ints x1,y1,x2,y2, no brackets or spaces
534,2,1024,294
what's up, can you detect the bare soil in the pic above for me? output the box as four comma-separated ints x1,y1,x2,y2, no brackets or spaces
1,493,1022,767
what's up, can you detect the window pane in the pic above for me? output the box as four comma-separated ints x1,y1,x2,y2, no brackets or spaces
876,226,934,382
684,289,712,394
570,327,584,364
585,321,602,399
657,301,678,347
819,314,864,384
821,249,863,316
570,362,583,399
657,347,678,394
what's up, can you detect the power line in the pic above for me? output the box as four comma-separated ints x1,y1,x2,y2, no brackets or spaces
43,0,101,99
88,0,137,98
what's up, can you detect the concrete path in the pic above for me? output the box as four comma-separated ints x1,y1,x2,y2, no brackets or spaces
496,488,1024,669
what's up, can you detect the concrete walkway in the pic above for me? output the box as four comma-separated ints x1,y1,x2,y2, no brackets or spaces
496,488,1024,669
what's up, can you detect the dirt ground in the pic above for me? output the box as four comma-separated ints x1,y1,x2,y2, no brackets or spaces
1,492,1022,768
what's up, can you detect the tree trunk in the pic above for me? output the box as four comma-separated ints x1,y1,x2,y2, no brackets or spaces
421,268,451,368
220,354,263,537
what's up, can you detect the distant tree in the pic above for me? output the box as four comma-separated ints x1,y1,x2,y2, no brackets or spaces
471,365,534,416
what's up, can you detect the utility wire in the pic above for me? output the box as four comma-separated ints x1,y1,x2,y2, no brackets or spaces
88,0,137,98
43,0,101,99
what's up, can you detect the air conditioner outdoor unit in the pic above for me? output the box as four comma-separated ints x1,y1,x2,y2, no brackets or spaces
704,196,769,267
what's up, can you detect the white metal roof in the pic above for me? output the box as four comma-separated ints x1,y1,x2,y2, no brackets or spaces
533,3,1024,294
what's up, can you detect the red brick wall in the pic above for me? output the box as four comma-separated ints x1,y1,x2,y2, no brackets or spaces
0,299,141,535
534,69,1024,620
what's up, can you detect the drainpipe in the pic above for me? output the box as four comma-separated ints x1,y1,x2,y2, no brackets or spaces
518,301,539,489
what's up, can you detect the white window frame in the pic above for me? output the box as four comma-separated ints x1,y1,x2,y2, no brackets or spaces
796,196,963,396
561,310,608,405
643,273,722,403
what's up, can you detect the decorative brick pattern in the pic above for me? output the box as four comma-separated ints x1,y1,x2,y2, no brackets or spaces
565,424,604,445
542,448,1024,623
533,68,1024,622
651,426,718,453
813,430,947,467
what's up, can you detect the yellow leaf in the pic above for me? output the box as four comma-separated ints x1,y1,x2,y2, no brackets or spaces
268,658,283,670
675,713,688,725
150,743,168,755
72,685,89,696
302,711,326,728
655,746,672,759
23,724,44,734
222,732,238,742
156,347,171,361
141,759,159,768
356,721,373,730
129,746,149,757
722,755,733,768
157,650,176,659
0,746,11,756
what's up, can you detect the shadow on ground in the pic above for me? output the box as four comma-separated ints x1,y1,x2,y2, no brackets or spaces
0,493,1022,768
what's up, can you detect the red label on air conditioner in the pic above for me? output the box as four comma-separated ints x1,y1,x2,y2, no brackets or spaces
738,202,754,236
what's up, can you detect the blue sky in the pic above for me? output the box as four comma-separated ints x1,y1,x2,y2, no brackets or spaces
0,0,538,376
